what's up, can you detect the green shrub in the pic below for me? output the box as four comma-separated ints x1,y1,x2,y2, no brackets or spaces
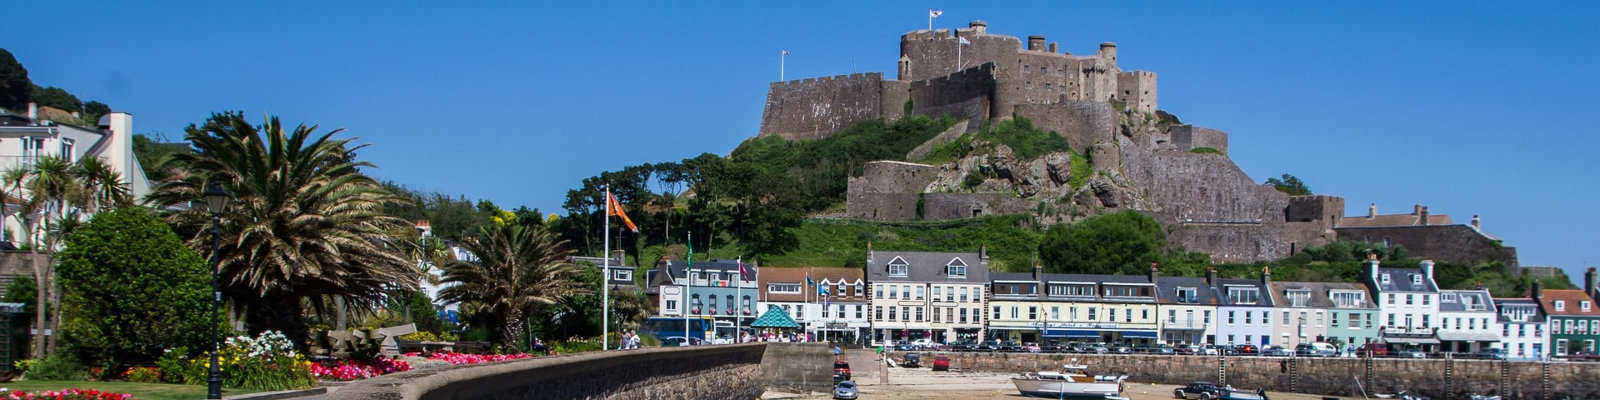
124,366,161,383
1189,147,1222,154
1068,152,1092,190
24,353,88,381
176,331,315,391
56,207,214,373
961,170,986,190
982,118,1071,159
155,347,189,383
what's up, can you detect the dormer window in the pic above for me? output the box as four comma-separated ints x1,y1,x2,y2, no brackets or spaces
1555,300,1566,311
1410,274,1421,286
946,258,968,278
888,257,909,277
1287,290,1311,307
1584,301,1592,312
611,269,632,282
1227,286,1259,305
1381,274,1391,284
1442,292,1457,302
1175,287,1198,303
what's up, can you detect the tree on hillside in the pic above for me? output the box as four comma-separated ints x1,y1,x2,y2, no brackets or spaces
132,134,194,184
1265,173,1312,196
29,85,80,112
81,101,110,123
56,207,213,373
148,111,419,345
1038,211,1167,275
0,49,29,111
438,224,587,347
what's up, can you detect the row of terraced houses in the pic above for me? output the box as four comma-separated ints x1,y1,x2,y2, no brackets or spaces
637,249,1600,360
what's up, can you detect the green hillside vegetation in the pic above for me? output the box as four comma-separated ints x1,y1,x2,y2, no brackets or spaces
1189,146,1222,154
728,115,955,211
920,117,1074,164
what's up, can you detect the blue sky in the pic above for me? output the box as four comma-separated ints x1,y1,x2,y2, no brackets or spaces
4,1,1596,277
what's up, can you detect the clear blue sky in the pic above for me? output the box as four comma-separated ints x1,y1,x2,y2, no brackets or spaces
6,1,1597,277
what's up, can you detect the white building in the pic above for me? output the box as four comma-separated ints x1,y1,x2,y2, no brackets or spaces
755,267,868,343
1212,267,1276,347
1366,257,1443,351
1493,298,1548,360
866,249,990,345
1436,289,1499,353
0,105,151,245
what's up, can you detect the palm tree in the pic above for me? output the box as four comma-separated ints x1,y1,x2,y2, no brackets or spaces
25,156,80,224
148,112,419,344
72,157,130,213
438,224,588,345
0,166,27,244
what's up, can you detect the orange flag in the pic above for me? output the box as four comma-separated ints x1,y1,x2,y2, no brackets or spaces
606,192,639,232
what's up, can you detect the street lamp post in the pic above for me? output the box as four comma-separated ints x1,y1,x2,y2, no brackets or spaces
203,182,230,400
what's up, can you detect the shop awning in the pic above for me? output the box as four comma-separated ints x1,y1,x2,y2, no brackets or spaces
751,305,800,328
1120,331,1158,339
1058,330,1103,338
1437,332,1500,342
1384,337,1441,345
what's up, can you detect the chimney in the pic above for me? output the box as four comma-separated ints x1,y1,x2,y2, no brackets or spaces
1419,206,1430,226
612,249,626,266
1098,42,1118,61
968,20,987,34
1048,42,1059,53
26,102,36,120
979,243,989,262
1419,260,1435,282
1471,214,1481,229
866,241,873,271
1368,203,1377,218
1532,281,1543,301
1205,267,1218,286
1262,265,1272,287
1028,35,1046,51
1034,262,1043,281
1586,267,1597,298
1413,203,1423,215
1366,251,1381,285
1149,262,1160,284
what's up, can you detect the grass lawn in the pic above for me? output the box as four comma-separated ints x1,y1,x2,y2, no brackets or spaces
0,381,262,400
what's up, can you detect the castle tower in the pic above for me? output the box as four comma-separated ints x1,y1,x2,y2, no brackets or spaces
898,55,911,81
968,20,987,34
1098,42,1118,63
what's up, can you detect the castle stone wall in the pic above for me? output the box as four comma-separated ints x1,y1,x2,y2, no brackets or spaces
1013,101,1117,153
1126,151,1282,223
1286,195,1345,226
1171,223,1289,263
758,73,885,140
1170,124,1230,154
845,161,938,221
879,80,910,122
908,63,996,129
921,192,1033,220
1336,225,1520,268
1117,71,1158,114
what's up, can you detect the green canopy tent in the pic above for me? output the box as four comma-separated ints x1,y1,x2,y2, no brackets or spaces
750,305,801,332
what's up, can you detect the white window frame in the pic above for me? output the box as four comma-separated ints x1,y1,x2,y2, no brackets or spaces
888,256,910,277
1556,300,1566,312
611,269,632,282
768,283,802,294
946,257,968,278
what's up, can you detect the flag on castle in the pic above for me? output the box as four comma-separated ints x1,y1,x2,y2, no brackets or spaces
606,191,638,232
959,36,971,45
929,9,943,18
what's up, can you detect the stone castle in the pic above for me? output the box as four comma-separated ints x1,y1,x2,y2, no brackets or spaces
756,21,1518,268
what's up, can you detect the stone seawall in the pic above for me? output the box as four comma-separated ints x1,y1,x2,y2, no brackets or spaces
897,351,1599,399
328,344,767,400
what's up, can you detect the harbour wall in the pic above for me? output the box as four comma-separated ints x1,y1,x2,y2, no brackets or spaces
328,343,768,400
895,351,1599,399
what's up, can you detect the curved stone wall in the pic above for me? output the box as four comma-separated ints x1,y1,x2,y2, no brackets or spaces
328,344,767,400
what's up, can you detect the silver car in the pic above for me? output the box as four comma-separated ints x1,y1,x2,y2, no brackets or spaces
833,380,858,400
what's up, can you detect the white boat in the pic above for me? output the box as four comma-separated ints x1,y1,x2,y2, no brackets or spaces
1011,364,1129,399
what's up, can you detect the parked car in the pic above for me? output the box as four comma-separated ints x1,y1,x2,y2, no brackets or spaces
1087,343,1110,354
1232,344,1259,355
1294,342,1338,357
1203,345,1230,355
833,361,851,380
932,354,951,371
832,380,858,400
1149,344,1176,355
660,337,704,347
951,340,979,351
1112,345,1132,354
902,353,922,368
895,341,916,351
1022,343,1042,353
1262,345,1293,357
1173,381,1227,399
999,340,1023,352
912,338,934,349
1174,344,1198,355
1357,342,1390,357
1473,348,1507,360
1396,349,1427,359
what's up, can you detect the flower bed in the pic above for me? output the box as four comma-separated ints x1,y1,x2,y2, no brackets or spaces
419,352,532,365
310,358,412,381
0,388,133,400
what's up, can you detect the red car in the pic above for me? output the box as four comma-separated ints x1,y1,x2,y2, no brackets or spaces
1357,343,1389,357
833,361,851,380
1232,344,1259,355
931,354,951,371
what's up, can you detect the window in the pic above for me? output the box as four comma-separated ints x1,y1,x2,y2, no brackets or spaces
945,286,955,302
1387,314,1396,326
823,305,830,318
971,287,981,302
665,299,679,312
1411,274,1421,286
1227,311,1236,325
59,138,74,162
901,307,909,321
1204,310,1212,324
1142,309,1149,320
1585,301,1593,312
1126,309,1133,322
888,257,909,277
1028,306,1037,320
1287,290,1311,307
1505,324,1511,336
612,269,632,282
888,306,897,321
1227,287,1259,304
875,306,883,320
1264,311,1270,325
1331,312,1340,327
1388,294,1395,305
959,308,968,323
1244,311,1252,325
992,306,1001,320
1052,306,1060,320
915,307,923,322
1381,274,1391,284
1070,307,1078,320
1175,287,1198,303
856,305,863,319
1556,300,1566,311
889,286,899,299
1104,285,1153,297
1331,291,1365,308
1010,307,1019,319
946,258,968,278
914,286,925,300
959,287,969,302
1443,292,1458,302
691,272,702,282
1168,309,1177,323
769,283,802,294
1283,311,1291,326
875,285,884,298
972,307,981,323
1422,295,1430,306
1089,308,1098,321
1109,308,1117,322
691,294,702,313
933,286,941,300
1406,294,1414,305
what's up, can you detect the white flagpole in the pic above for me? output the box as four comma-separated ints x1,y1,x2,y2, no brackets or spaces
684,232,691,343
780,50,787,81
737,257,743,342
602,187,611,351
928,13,932,31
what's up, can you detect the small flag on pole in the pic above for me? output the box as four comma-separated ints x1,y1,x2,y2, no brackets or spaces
606,191,639,232
958,36,971,45
781,50,790,55
929,9,943,18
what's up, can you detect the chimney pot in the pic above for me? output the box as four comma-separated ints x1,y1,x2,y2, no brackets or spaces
1028,35,1046,51
1419,206,1430,226
1413,204,1423,215
1585,267,1597,297
1368,203,1377,219
1471,214,1481,229
1048,42,1059,53
1532,281,1543,300
1205,267,1218,285
26,102,37,120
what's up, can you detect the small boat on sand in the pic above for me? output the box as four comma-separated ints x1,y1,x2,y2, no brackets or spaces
1011,363,1128,399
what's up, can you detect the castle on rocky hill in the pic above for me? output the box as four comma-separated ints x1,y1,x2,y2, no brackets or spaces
757,21,1518,269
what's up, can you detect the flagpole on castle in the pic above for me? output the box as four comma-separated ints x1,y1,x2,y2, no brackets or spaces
780,50,788,81
601,186,611,351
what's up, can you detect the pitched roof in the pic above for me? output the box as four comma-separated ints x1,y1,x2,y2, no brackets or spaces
1371,267,1439,293
758,267,811,302
1492,298,1546,323
1338,213,1453,228
1537,289,1600,316
1270,281,1375,309
1157,276,1219,305
866,250,989,283
1214,278,1274,307
1438,289,1496,313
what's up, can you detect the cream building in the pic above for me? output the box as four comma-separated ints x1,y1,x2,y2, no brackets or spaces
867,249,989,345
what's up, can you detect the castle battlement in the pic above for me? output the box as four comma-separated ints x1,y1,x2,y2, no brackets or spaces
758,20,1160,141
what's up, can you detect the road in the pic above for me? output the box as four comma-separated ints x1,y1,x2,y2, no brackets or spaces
762,349,1356,400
